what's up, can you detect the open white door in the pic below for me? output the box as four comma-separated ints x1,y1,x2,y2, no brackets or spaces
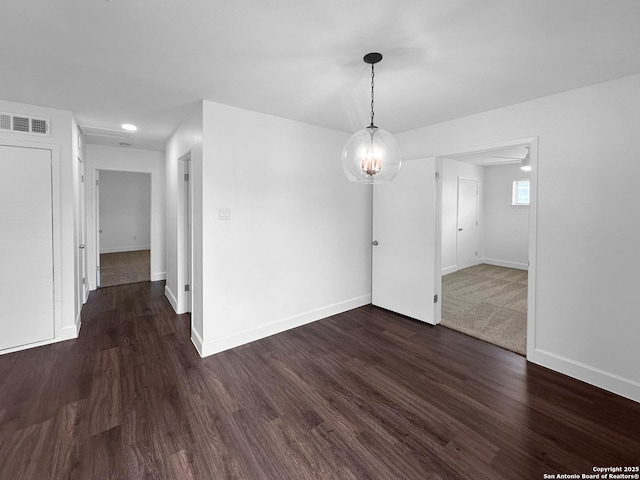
372,157,438,324
77,157,88,305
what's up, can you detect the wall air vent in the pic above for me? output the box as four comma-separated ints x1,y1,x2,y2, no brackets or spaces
31,118,49,135
0,114,10,131
0,112,50,136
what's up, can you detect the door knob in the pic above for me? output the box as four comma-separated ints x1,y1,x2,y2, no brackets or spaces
79,244,85,249
372,240,379,246
458,228,463,231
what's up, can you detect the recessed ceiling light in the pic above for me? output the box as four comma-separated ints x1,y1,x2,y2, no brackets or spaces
121,123,137,132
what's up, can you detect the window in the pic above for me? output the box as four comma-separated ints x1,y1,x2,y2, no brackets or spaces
512,180,530,206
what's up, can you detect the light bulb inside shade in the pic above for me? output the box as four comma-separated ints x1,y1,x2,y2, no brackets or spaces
342,126,402,184
121,123,137,132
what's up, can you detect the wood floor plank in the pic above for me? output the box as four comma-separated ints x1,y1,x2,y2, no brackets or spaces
1,282,639,479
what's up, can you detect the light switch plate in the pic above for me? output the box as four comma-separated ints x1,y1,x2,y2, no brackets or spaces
217,208,231,220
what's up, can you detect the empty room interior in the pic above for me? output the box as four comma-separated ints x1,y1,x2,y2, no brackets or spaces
97,170,152,288
1,1,639,479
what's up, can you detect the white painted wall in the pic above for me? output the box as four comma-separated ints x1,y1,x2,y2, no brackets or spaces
481,163,529,269
98,170,151,253
397,73,640,402
441,158,484,274
0,99,78,349
165,102,203,329
200,101,371,355
85,144,165,289
166,101,372,356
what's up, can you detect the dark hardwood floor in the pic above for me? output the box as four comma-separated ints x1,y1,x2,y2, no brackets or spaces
1,281,639,479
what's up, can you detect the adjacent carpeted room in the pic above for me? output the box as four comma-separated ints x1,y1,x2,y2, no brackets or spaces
441,264,528,355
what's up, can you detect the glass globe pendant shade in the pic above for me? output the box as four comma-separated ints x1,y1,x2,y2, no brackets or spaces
342,126,402,184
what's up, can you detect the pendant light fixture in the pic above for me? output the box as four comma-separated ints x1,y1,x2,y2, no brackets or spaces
342,53,402,184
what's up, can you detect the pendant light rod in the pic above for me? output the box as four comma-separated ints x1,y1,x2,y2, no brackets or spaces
363,53,382,128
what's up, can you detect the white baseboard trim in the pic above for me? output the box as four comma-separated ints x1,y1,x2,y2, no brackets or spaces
73,310,82,336
59,322,81,341
100,245,151,254
441,265,458,276
0,322,81,356
1,337,60,355
151,271,166,281
199,294,372,358
165,285,178,312
533,349,640,403
191,327,204,357
478,257,528,270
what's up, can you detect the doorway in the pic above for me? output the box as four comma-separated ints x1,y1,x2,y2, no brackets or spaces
96,169,152,288
436,138,537,358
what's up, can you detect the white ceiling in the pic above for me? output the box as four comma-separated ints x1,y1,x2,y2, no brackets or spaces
2,0,640,151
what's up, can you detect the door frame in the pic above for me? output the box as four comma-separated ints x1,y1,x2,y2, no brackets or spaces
95,169,101,287
434,137,538,361
176,152,192,314
0,138,63,353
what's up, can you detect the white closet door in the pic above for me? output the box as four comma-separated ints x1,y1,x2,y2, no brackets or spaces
0,145,54,350
456,178,479,269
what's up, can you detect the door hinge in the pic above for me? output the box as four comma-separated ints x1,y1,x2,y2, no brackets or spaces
82,276,85,284
81,174,84,183
434,294,438,303
475,251,478,256
96,179,99,186
184,284,190,292
435,171,440,180
184,173,189,181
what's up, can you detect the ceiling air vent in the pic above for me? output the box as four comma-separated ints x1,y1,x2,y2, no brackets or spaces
0,112,50,136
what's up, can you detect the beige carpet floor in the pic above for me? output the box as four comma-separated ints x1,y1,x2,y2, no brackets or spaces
441,264,528,355
100,250,150,287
